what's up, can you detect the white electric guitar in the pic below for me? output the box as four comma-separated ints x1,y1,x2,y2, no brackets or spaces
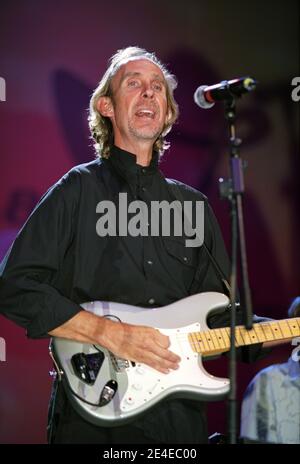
50,292,300,427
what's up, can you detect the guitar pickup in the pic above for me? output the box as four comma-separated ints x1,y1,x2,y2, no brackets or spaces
71,351,104,385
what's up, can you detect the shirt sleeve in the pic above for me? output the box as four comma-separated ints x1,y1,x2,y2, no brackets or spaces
0,172,82,338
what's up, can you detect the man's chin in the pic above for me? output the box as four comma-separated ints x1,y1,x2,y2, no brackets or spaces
129,126,162,141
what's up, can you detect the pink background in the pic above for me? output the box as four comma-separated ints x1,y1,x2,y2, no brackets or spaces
0,0,299,443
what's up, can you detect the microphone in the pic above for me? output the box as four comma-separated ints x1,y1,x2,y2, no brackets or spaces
194,76,257,109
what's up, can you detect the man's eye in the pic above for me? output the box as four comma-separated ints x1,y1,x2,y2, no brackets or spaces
128,80,139,87
153,83,163,91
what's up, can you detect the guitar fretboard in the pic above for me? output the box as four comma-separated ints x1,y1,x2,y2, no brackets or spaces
188,317,300,356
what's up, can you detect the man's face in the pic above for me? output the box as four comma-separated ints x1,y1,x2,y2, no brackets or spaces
104,59,169,148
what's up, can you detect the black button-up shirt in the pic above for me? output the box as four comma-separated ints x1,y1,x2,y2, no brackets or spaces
0,146,230,338
0,146,266,443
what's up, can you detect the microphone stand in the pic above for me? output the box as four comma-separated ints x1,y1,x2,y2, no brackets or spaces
219,96,253,444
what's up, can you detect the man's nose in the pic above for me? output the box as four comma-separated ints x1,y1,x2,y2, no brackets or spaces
142,85,154,98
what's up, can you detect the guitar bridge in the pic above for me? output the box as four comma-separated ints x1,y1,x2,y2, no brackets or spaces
109,353,130,372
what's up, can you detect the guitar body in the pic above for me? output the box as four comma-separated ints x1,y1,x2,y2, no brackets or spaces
51,292,230,427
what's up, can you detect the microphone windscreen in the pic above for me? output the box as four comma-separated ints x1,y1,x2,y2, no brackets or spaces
193,85,215,109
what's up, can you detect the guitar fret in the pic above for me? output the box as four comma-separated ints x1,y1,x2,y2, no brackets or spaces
276,321,285,339
210,330,218,350
253,324,267,342
268,322,282,340
285,320,295,337
235,328,244,346
232,331,238,346
253,324,264,342
248,327,259,344
199,331,210,352
209,329,221,350
287,319,300,337
190,332,200,353
196,332,206,353
278,321,293,338
215,328,227,351
239,327,252,345
222,327,231,349
188,332,197,352
260,323,274,341
190,332,205,353
203,331,215,351
198,332,205,352
199,335,208,353
237,326,246,345
234,327,258,345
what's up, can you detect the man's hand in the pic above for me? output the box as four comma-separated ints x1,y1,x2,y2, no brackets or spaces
102,318,181,374
49,310,181,374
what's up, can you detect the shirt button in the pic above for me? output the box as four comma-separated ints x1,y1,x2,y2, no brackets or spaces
148,298,155,305
141,187,146,192
141,168,146,174
147,260,153,265
183,256,188,262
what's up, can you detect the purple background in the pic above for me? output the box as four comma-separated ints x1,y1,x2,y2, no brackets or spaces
0,0,299,443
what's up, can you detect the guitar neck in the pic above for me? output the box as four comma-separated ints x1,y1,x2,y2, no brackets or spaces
188,317,300,356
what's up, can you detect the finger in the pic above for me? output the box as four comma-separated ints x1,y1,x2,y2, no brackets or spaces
155,333,170,349
145,332,181,364
139,351,176,374
154,335,181,363
149,342,181,365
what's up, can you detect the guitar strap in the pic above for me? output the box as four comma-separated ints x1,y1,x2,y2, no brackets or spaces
166,178,231,297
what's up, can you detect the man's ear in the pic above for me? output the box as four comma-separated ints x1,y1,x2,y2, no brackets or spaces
96,96,114,118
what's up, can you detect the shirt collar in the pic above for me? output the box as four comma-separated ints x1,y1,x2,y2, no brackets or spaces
107,145,159,184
